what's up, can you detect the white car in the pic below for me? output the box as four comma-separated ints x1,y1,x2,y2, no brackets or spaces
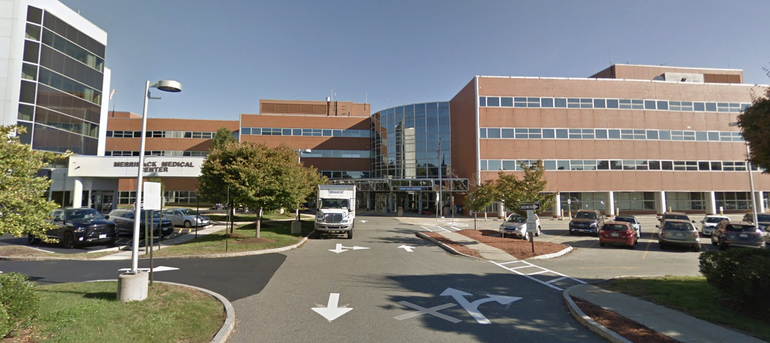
700,215,729,236
612,215,641,239
162,208,211,228
499,213,541,240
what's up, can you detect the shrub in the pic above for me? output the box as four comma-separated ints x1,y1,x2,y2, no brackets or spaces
0,272,40,337
700,248,770,317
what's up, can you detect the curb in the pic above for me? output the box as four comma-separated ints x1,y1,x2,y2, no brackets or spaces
0,235,310,261
563,285,632,343
415,232,478,259
529,245,573,260
88,279,234,343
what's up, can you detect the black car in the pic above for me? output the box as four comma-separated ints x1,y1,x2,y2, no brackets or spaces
107,209,174,238
28,208,117,249
569,210,603,236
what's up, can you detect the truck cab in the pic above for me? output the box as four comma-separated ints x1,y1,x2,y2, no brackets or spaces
314,185,356,239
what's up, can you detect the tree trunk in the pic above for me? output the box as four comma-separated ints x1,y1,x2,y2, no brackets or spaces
255,207,263,238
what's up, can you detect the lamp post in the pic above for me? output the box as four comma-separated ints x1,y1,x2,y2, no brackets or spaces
130,80,182,274
729,122,759,225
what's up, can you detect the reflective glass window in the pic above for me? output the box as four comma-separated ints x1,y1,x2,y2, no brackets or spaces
705,102,717,112
555,98,567,108
644,100,656,110
501,128,514,138
659,130,671,140
698,161,710,171
610,161,623,170
528,97,541,108
487,97,499,107
557,161,569,170
488,160,501,171
662,161,673,170
502,160,516,170
541,98,554,108
696,131,707,141
657,100,668,110
707,132,719,141
606,99,619,108
500,97,513,107
555,129,568,139
567,98,580,108
240,127,251,135
594,99,606,109
694,102,705,111
648,161,661,170
515,128,528,139
544,160,556,170
711,161,722,171
514,97,527,108
597,161,609,170
480,160,487,171
487,128,500,139
646,130,658,140
542,129,555,139
479,128,486,139
479,97,486,107
608,129,620,139
595,129,607,139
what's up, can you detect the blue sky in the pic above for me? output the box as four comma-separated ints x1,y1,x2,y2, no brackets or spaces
60,0,770,120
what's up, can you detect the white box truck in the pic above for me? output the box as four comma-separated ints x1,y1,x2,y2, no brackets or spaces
314,185,356,239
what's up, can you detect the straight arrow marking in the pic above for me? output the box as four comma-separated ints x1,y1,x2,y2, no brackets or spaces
398,245,414,252
312,293,353,322
340,245,370,250
329,244,348,254
117,266,179,273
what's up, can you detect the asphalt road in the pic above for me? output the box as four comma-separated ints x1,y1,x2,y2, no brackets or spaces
227,216,603,343
1,212,739,343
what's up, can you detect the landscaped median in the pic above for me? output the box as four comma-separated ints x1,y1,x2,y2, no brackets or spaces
420,229,571,259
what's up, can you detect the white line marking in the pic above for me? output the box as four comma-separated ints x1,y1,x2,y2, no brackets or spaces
491,260,586,291
395,301,460,323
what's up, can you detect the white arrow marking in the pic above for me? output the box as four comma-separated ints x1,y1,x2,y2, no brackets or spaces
312,293,353,322
398,245,414,252
360,220,367,223
329,244,348,254
394,301,460,323
440,287,522,324
117,266,179,273
340,245,370,250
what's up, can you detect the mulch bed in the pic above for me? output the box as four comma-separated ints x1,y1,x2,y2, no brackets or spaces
456,229,570,259
572,296,680,343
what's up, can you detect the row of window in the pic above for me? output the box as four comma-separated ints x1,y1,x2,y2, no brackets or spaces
107,131,218,139
480,127,744,142
241,127,370,138
481,159,758,172
106,151,209,157
319,171,370,179
479,96,749,113
106,149,370,159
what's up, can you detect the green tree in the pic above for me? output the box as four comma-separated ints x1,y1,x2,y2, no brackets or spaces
464,179,498,230
0,125,70,239
210,127,238,150
737,83,770,172
198,142,322,237
495,160,555,216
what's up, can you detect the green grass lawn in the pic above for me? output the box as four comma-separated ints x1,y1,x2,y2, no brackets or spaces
152,218,315,257
600,276,770,341
28,281,223,343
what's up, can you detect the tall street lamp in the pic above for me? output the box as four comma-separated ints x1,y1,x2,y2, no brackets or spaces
730,122,758,225
130,80,182,274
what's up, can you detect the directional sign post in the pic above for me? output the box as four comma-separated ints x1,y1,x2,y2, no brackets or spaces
518,203,540,211
519,204,540,253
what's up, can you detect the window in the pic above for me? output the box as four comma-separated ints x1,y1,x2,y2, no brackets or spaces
555,129,568,139
479,128,486,139
644,100,656,110
595,129,608,139
555,98,567,108
487,97,499,107
479,97,486,106
500,97,513,107
606,99,619,109
541,98,554,108
646,130,659,140
501,128,514,138
594,99,606,109
648,161,661,170
542,129,555,139
487,128,500,139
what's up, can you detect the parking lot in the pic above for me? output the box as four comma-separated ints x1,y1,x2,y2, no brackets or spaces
406,212,751,280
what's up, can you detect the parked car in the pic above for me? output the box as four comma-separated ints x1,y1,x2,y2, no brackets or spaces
569,210,603,236
107,209,174,238
211,203,225,210
757,222,770,243
599,221,637,248
499,213,541,240
658,211,693,227
741,212,770,223
711,221,766,250
612,215,641,239
28,208,117,249
162,208,211,228
657,219,701,252
699,215,729,236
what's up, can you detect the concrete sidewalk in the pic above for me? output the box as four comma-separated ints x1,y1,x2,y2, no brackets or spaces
565,284,765,343
94,223,228,260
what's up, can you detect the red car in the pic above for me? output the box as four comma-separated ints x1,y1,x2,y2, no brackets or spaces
599,221,637,248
